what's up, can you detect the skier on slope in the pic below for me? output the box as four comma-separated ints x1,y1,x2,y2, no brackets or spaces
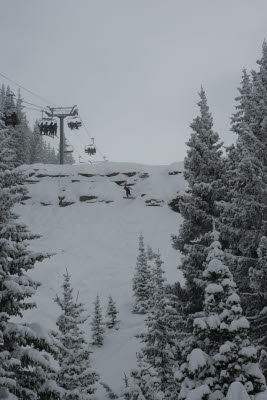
124,184,131,197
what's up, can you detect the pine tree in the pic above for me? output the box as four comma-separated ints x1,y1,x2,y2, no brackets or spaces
55,271,99,399
248,236,267,378
57,137,75,165
106,296,119,329
11,89,31,166
218,66,267,296
130,255,180,400
46,142,58,164
132,234,152,314
172,87,224,315
0,117,61,399
91,294,105,346
29,121,45,164
151,252,165,297
146,245,155,262
176,230,266,399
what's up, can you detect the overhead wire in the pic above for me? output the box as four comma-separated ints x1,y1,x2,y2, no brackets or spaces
22,100,47,110
0,71,59,107
23,106,45,113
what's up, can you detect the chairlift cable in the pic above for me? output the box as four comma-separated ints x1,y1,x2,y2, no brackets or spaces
23,106,45,113
22,100,47,110
0,71,59,107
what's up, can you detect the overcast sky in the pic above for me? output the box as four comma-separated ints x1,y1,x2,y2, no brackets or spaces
1,0,267,164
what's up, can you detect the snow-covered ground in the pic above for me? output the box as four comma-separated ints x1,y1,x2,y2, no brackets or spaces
14,161,186,394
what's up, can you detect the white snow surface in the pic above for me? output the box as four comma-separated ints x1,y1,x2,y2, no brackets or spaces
187,348,208,373
13,161,186,395
185,384,211,400
226,382,250,400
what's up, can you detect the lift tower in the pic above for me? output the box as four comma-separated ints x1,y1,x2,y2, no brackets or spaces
45,106,78,165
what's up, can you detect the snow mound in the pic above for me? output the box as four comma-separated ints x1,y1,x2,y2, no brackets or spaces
226,382,250,400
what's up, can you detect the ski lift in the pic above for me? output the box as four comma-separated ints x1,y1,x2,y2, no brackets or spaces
67,115,82,130
64,144,74,154
38,111,57,137
85,138,96,156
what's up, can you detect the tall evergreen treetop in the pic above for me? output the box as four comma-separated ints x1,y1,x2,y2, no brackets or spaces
173,88,224,314
132,234,152,314
184,87,223,188
55,270,99,399
91,294,105,347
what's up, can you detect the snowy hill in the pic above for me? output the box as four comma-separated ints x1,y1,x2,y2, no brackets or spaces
14,161,186,394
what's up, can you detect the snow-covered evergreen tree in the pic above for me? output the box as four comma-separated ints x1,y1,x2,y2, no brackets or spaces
172,87,224,315
132,234,152,314
151,252,165,297
176,230,266,400
29,121,45,164
106,296,119,329
55,270,99,399
248,236,267,378
11,89,31,166
57,137,75,165
146,245,155,262
130,255,180,400
0,117,61,399
46,142,58,164
218,65,267,296
91,294,105,346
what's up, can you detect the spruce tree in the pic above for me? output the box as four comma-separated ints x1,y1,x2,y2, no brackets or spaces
132,234,152,314
55,271,99,399
57,138,75,165
106,296,119,329
218,66,267,295
176,230,266,399
91,294,105,346
0,117,60,399
11,89,31,166
29,121,46,164
130,256,180,400
151,252,165,296
172,87,224,314
146,245,155,262
248,236,267,378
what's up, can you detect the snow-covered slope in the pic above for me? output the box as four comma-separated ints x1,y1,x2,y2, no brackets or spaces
14,161,186,393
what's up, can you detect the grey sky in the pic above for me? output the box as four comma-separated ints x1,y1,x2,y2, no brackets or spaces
1,0,267,164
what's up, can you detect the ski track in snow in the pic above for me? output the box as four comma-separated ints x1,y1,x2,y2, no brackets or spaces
14,161,185,394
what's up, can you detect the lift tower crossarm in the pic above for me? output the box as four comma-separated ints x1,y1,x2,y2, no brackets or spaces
45,105,78,165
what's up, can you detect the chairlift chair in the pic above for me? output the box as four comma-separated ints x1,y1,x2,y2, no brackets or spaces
39,116,57,137
64,144,74,154
85,138,96,156
67,116,82,130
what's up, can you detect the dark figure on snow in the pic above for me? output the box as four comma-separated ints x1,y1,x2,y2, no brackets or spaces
124,184,131,197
